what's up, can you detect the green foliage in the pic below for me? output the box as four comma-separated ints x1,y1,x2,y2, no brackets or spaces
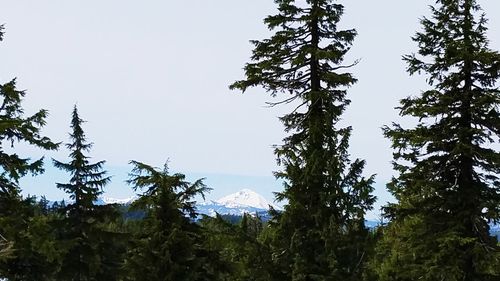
53,106,125,281
2,4,499,280
0,197,62,280
123,161,224,281
0,79,58,195
376,1,500,280
53,106,110,204
231,0,375,279
201,214,276,281
0,238,12,261
0,24,59,279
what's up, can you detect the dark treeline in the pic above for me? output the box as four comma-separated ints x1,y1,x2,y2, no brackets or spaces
0,0,499,280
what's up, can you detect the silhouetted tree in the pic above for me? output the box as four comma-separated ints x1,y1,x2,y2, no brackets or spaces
123,161,225,281
53,106,124,281
231,0,375,279
0,24,59,280
376,1,500,280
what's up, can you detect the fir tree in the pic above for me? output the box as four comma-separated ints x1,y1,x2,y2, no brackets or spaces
230,1,375,279
0,24,59,279
123,161,227,281
53,106,123,281
376,1,500,280
0,24,58,199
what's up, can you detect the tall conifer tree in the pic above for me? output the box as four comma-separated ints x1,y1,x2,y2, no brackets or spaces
0,24,60,280
376,1,500,280
53,106,122,280
231,1,375,279
0,24,58,201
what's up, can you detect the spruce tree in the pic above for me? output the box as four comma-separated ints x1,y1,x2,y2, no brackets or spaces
230,1,375,279
376,1,500,280
53,106,123,281
124,161,223,281
0,24,60,280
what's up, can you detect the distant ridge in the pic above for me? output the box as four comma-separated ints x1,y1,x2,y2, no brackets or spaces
45,193,500,233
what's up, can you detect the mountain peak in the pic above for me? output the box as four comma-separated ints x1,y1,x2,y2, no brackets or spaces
216,189,278,210
99,196,138,205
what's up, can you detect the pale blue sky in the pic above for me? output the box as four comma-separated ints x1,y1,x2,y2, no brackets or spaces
1,1,499,219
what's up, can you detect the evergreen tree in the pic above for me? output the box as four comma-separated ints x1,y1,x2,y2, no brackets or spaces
0,23,58,202
230,1,375,280
53,106,123,281
376,1,500,280
0,196,64,281
0,24,60,280
201,213,275,281
123,161,224,281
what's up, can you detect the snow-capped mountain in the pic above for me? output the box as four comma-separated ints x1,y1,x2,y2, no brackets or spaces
89,189,278,217
94,189,277,218
197,189,280,217
48,192,500,235
101,196,138,205
94,196,138,206
216,189,279,210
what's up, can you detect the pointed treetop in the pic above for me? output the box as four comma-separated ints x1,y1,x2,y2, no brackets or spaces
53,105,110,203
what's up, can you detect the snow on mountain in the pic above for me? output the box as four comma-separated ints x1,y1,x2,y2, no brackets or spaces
101,196,138,205
92,196,138,206
93,189,280,218
196,200,269,217
196,189,280,218
46,192,500,234
216,188,279,210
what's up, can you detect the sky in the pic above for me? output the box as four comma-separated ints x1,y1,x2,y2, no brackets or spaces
1,1,499,219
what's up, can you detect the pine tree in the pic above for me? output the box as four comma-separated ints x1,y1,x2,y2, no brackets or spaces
230,1,375,279
53,106,123,281
376,1,500,280
0,24,60,280
124,161,224,281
